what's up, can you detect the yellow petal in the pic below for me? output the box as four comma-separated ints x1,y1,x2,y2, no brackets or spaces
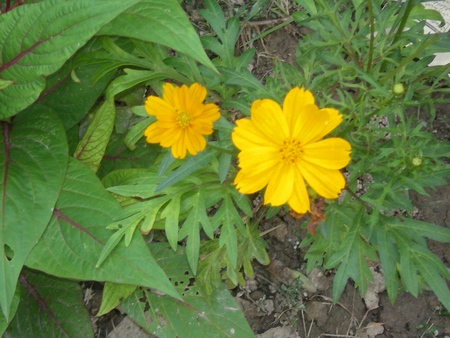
287,169,310,213
283,87,315,129
236,148,281,189
264,162,295,206
188,83,207,105
162,83,177,107
235,169,270,194
291,104,332,145
184,129,206,155
171,138,187,159
232,119,280,150
145,96,175,118
144,123,163,143
177,84,190,110
298,161,346,199
309,108,343,143
198,103,220,121
250,99,290,144
237,147,280,171
303,138,351,169
158,127,183,147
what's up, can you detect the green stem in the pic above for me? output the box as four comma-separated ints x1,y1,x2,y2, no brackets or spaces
366,0,375,73
391,0,416,47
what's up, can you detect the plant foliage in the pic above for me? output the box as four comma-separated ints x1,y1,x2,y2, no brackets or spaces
1,0,450,336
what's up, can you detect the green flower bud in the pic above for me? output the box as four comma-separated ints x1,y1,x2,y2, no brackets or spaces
393,83,405,95
412,157,422,166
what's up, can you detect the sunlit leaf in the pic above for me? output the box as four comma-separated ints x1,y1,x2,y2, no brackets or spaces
25,158,180,301
0,0,140,117
121,243,254,337
0,109,68,320
97,0,216,72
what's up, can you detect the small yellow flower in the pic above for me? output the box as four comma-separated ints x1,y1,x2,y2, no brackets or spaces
232,88,351,213
144,83,220,159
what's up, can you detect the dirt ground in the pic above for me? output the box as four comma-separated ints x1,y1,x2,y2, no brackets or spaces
88,4,450,337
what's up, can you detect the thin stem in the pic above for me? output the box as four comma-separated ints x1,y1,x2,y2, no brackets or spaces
366,0,375,73
391,0,416,47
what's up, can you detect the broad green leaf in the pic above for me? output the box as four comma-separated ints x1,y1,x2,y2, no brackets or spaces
5,269,92,338
121,243,254,337
74,98,115,173
34,63,115,130
25,158,180,301
97,0,216,72
0,288,19,337
124,117,154,151
0,0,140,117
0,79,13,90
97,282,137,317
98,137,160,178
0,109,68,320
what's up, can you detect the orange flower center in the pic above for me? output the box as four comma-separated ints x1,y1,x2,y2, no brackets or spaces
280,138,303,164
176,110,192,128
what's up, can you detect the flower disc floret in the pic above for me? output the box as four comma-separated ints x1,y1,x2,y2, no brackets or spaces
232,87,351,213
144,82,220,159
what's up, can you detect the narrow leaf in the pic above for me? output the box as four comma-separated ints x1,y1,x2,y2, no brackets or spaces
393,218,450,243
74,98,115,173
106,69,167,99
414,254,450,312
399,249,419,297
376,226,399,302
155,150,216,192
161,194,181,250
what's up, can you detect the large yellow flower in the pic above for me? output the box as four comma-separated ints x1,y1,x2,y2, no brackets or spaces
232,87,351,213
144,83,220,159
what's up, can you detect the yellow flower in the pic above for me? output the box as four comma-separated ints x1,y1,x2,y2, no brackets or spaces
232,87,351,213
144,83,220,159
